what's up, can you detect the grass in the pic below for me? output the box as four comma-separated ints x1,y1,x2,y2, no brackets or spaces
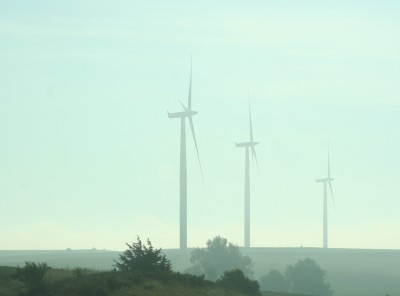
2,248,399,295
0,266,248,296
261,293,312,296
0,266,24,296
0,265,308,296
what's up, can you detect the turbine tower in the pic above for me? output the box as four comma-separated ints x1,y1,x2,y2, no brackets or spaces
316,151,335,249
168,60,203,250
236,101,259,248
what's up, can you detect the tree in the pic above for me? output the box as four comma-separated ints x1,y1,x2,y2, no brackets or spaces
217,269,261,296
285,258,333,296
15,261,50,295
186,236,253,281
258,269,288,293
114,236,172,274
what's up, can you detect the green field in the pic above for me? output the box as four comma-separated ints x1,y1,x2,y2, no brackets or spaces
0,266,241,296
1,248,399,296
0,265,304,296
164,247,400,296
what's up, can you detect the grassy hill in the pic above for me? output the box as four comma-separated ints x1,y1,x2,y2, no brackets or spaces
164,247,399,296
0,265,305,296
1,247,399,296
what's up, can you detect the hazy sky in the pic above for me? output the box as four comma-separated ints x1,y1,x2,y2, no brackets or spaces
1,1,400,250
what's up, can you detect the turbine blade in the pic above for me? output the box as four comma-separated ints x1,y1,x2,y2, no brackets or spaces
249,101,254,143
251,145,259,169
179,100,188,111
328,149,337,212
248,99,259,169
328,149,331,179
189,116,204,183
329,180,336,212
188,58,192,111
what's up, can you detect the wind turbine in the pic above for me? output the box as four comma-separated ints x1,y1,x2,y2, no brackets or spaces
316,151,335,249
236,101,259,248
168,60,203,250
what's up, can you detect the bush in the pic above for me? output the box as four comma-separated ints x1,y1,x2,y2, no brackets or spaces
114,236,172,275
167,272,208,287
15,261,50,295
258,269,288,293
285,258,333,296
49,271,128,296
187,236,253,280
217,269,260,296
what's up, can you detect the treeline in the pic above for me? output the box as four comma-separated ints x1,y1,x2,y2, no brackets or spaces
184,236,333,296
1,236,334,296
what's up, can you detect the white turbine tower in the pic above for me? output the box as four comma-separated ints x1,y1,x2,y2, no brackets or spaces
236,101,259,248
316,151,335,249
168,61,203,250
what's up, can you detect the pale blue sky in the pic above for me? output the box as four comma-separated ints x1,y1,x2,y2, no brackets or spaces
1,1,400,250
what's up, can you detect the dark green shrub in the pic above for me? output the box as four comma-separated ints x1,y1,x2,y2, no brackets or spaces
217,269,260,296
164,272,208,287
258,269,288,292
15,261,50,295
114,236,172,275
285,258,333,296
49,271,129,296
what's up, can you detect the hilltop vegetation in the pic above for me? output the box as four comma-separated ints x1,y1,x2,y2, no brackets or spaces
0,236,339,296
0,265,250,296
0,265,309,296
186,236,253,280
0,237,262,296
259,258,333,296
3,246,399,296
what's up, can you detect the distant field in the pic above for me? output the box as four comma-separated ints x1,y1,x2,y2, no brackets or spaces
1,247,399,296
243,248,400,296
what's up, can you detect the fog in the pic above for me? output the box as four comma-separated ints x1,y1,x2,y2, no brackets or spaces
1,1,399,254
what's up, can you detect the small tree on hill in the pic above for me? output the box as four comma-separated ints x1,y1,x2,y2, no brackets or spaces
115,236,172,274
258,269,288,293
186,236,253,280
15,261,50,294
285,258,333,296
217,269,261,296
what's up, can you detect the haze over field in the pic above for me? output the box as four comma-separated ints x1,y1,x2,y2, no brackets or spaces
1,1,399,250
